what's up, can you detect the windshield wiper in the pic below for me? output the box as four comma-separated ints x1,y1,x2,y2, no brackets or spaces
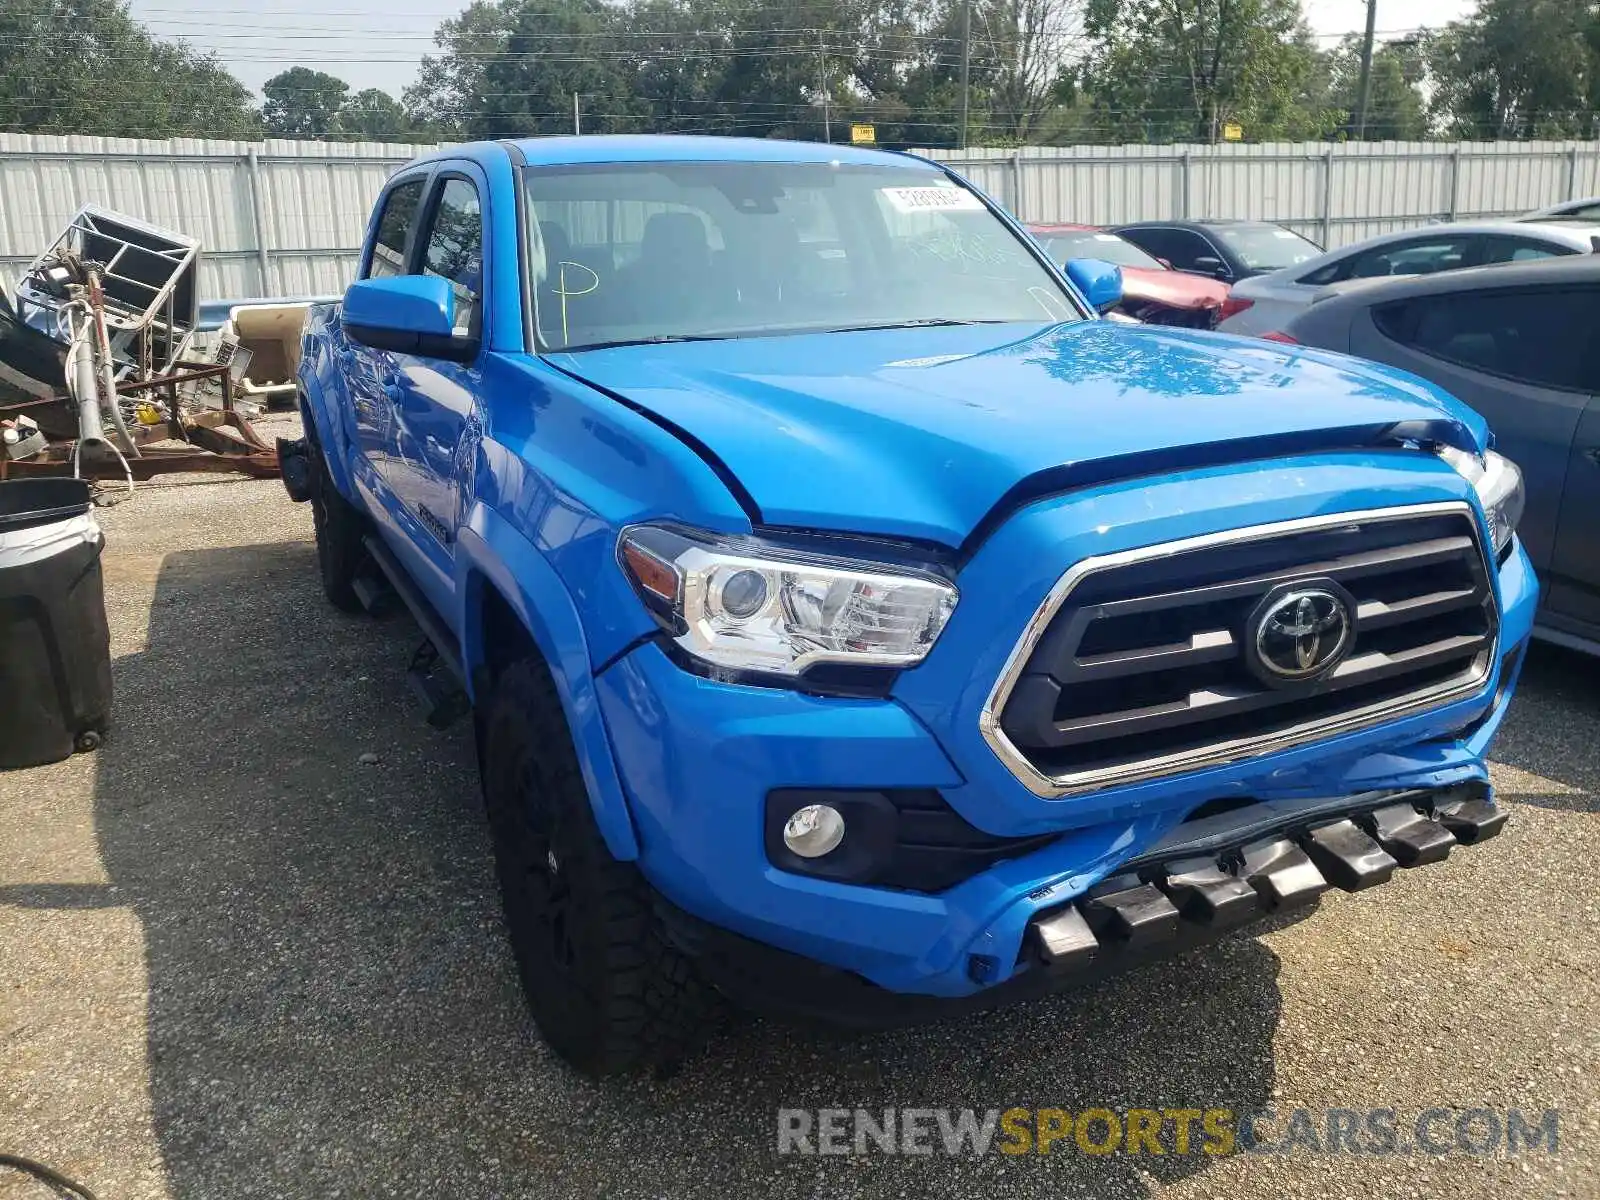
556,334,733,352
819,318,1010,334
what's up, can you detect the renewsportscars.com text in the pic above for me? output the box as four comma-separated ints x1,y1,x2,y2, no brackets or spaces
776,1106,1561,1158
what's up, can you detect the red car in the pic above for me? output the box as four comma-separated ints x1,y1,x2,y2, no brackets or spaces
1025,223,1231,328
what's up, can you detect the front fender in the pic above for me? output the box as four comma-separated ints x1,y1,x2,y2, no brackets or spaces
456,505,640,862
297,322,359,505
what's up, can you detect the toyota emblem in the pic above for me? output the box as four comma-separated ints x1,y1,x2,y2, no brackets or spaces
1249,586,1353,683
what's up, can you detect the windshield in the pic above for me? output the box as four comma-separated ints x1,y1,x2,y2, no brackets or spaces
1035,230,1163,270
523,162,1081,351
1213,225,1321,271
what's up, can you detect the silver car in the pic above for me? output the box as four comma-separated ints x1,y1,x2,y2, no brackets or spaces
1216,218,1600,337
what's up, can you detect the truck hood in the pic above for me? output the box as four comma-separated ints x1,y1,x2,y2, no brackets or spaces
550,320,1488,549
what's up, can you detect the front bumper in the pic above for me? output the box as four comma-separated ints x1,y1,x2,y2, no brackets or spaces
655,782,1505,1028
593,524,1536,1003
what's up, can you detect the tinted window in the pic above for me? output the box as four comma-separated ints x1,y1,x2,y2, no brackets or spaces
1122,228,1212,270
1479,235,1577,265
1376,287,1600,392
525,163,1080,351
368,179,425,279
1342,235,1475,281
1211,225,1321,271
420,178,484,339
1036,231,1163,270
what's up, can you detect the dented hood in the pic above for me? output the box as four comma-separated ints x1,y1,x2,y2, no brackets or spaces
551,320,1488,548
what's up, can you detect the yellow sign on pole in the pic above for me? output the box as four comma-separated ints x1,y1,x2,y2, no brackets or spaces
1222,122,1244,142
850,123,876,145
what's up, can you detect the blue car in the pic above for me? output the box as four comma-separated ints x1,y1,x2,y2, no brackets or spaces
286,135,1536,1076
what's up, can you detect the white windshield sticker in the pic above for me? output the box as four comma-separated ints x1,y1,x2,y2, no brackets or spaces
1273,230,1300,239
880,186,985,213
1094,233,1120,242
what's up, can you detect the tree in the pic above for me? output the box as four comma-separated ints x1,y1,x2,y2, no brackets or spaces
1324,34,1427,140
404,0,520,136
337,89,414,141
468,0,649,137
262,67,350,138
0,0,259,138
1426,0,1599,140
1080,0,1339,142
977,0,1084,142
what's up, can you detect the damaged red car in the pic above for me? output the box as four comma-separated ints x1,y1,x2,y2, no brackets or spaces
1025,223,1230,328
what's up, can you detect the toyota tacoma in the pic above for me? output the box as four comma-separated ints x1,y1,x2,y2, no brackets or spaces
284,136,1535,1076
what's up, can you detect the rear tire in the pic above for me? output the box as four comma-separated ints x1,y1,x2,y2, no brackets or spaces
479,656,708,1076
306,424,365,613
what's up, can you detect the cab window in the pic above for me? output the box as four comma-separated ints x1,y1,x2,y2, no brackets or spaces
419,177,485,340
367,179,426,279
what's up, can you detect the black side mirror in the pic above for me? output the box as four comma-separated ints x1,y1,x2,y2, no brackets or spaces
1193,255,1231,280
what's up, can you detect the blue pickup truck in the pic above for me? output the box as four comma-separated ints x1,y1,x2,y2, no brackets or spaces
286,136,1535,1076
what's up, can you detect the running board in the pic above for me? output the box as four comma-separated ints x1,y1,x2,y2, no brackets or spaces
361,535,469,727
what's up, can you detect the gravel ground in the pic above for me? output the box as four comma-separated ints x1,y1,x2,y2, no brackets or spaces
1,477,1596,1200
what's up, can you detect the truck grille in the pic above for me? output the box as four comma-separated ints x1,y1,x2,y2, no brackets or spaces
982,504,1497,797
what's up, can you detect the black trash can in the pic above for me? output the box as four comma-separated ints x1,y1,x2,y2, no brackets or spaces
0,479,112,768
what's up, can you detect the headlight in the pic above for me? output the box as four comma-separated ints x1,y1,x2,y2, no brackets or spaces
617,524,958,678
1440,446,1524,557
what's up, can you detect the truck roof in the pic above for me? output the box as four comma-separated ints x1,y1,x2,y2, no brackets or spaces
420,135,943,171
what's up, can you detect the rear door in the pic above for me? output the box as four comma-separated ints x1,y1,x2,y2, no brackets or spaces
1350,283,1595,572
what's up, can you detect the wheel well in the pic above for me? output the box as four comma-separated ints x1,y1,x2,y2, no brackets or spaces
476,578,539,689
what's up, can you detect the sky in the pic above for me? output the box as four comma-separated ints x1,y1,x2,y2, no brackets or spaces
128,0,1479,100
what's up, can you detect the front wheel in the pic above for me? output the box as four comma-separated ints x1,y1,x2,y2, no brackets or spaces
479,656,709,1076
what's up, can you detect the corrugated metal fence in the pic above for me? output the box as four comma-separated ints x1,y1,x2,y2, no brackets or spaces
0,134,437,299
922,140,1600,247
0,134,1597,301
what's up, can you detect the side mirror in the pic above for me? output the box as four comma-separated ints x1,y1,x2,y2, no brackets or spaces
1064,258,1124,314
1193,255,1230,280
342,275,477,362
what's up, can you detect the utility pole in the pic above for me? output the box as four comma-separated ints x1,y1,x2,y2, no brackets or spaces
818,31,831,143
573,92,582,136
1354,0,1377,139
958,0,972,150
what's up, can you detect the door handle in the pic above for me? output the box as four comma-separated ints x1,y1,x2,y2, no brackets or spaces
1586,447,1600,467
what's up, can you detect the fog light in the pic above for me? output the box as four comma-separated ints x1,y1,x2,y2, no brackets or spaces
782,803,845,858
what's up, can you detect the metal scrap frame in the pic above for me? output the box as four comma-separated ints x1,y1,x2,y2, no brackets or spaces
0,360,280,482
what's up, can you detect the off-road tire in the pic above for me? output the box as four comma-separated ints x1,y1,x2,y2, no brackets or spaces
479,656,709,1076
306,424,365,613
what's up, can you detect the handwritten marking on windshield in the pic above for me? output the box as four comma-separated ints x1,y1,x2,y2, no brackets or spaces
553,261,600,344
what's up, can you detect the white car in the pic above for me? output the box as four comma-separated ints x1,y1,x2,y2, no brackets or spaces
1524,196,1600,220
1215,218,1600,336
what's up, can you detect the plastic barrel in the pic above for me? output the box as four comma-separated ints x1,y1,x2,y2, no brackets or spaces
0,479,112,768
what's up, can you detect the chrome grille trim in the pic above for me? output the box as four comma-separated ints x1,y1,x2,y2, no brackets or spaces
979,502,1498,799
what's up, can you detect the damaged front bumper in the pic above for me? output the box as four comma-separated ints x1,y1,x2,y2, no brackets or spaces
662,781,1506,1028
